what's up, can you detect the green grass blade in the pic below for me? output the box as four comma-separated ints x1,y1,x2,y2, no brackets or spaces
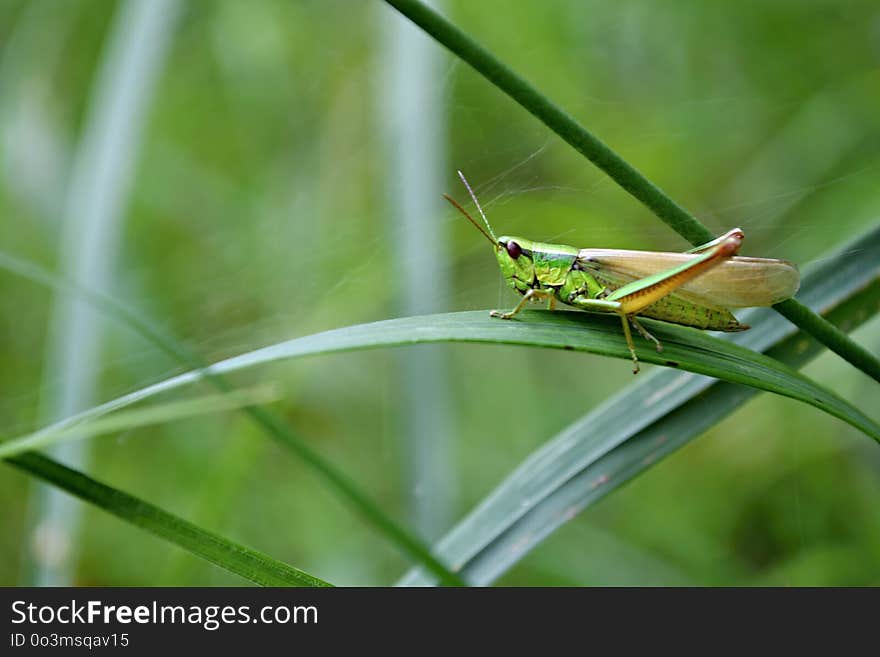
381,0,880,385
3,453,331,587
0,386,279,459
398,223,880,585
17,304,877,447
222,312,878,442
773,297,880,382
383,0,710,244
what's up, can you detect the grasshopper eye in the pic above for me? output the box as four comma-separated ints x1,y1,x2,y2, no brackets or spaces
506,241,522,259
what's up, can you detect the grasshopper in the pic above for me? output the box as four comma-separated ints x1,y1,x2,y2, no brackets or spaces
446,171,800,373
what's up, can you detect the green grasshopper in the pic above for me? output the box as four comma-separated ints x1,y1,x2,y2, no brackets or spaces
446,171,800,373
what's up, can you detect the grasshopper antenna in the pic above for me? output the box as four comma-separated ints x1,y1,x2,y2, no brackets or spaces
456,170,498,242
443,194,497,247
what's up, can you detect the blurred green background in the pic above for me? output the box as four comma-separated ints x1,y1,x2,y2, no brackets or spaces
1,0,879,586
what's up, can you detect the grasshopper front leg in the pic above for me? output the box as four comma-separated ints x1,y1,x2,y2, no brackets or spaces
490,288,554,319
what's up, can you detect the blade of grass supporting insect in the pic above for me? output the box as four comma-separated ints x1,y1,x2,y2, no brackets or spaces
31,0,180,586
0,252,465,588
4,243,878,451
398,222,880,586
4,453,331,587
5,230,879,450
381,0,880,385
380,0,455,540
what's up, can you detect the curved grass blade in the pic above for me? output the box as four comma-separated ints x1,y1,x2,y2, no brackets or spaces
398,223,880,585
382,0,880,384
4,453,331,587
14,305,879,447
0,386,279,459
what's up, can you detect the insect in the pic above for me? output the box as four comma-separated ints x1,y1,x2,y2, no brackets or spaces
445,171,800,373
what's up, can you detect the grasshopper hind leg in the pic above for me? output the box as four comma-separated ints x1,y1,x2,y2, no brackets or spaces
630,316,663,353
618,314,640,374
618,315,664,375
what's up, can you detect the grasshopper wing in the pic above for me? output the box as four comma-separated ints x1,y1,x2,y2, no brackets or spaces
577,249,800,309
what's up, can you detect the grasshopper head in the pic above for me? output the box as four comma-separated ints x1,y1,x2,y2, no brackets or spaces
495,236,536,292
444,171,539,294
